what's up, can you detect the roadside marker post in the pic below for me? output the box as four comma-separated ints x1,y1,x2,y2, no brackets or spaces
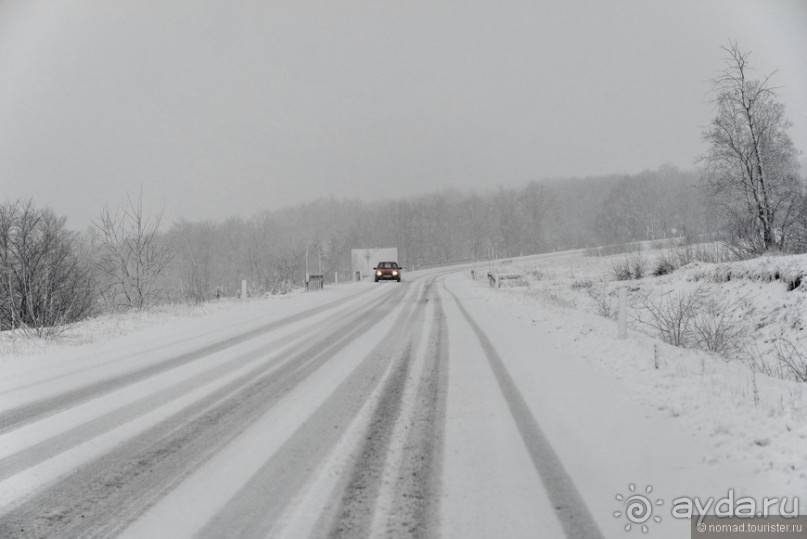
618,288,627,339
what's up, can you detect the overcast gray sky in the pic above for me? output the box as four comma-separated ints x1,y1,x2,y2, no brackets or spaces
1,0,805,228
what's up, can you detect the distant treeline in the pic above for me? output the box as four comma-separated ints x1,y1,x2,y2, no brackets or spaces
160,165,718,300
3,164,806,333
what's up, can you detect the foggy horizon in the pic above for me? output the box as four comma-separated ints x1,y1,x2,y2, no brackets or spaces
1,1,806,229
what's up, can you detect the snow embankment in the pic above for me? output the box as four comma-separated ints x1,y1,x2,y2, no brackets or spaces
0,285,365,361
685,253,807,292
476,251,807,499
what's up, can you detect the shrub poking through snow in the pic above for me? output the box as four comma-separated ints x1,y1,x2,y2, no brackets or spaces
633,286,707,347
525,268,544,280
271,279,295,295
612,252,648,281
652,241,735,277
687,254,807,291
691,297,745,355
587,285,617,320
772,338,807,383
652,254,677,276
612,258,631,281
739,341,787,380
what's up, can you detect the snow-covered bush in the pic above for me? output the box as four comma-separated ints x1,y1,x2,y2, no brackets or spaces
653,241,734,277
271,279,295,295
612,252,647,281
587,285,617,320
740,341,787,380
633,286,706,347
691,297,745,354
772,338,807,382
687,255,807,291
525,268,544,280
652,252,677,276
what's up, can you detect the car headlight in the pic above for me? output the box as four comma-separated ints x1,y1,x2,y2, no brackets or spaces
376,271,382,276
392,270,398,276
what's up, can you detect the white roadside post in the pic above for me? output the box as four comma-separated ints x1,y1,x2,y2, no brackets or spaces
618,287,627,339
335,272,338,286
241,279,247,300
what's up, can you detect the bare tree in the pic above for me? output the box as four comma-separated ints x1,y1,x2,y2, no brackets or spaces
701,41,802,256
94,194,173,310
0,200,94,336
791,190,807,253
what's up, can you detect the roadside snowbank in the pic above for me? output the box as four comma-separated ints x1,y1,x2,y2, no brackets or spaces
490,250,807,376
686,253,807,291
0,286,370,362
477,251,807,498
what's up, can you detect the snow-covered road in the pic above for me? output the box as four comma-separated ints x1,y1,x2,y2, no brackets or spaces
0,269,773,538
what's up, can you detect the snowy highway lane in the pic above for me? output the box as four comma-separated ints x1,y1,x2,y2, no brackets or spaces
0,268,759,538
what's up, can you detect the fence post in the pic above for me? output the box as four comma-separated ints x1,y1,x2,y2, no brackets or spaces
618,288,627,339
241,279,247,300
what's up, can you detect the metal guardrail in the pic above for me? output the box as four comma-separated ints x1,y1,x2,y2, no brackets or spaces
306,273,324,291
411,256,491,271
409,247,593,274
487,272,524,288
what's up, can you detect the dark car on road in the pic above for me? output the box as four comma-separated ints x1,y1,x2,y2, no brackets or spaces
374,261,401,282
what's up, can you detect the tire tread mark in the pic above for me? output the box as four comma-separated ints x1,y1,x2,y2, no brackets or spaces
0,286,379,400
384,283,450,538
0,307,351,484
326,282,437,538
0,287,381,434
194,282,429,539
444,283,605,539
329,345,414,539
0,287,407,539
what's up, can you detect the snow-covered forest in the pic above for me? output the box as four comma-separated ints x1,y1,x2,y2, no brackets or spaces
1,43,806,333
2,160,806,332
0,166,710,314
159,165,716,299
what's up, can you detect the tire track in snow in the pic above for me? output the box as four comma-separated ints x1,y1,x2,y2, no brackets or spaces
326,340,415,539
191,277,449,539
0,302,359,485
0,287,376,399
376,281,449,538
195,282,429,539
322,279,449,539
0,287,379,434
0,285,409,539
444,283,605,539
